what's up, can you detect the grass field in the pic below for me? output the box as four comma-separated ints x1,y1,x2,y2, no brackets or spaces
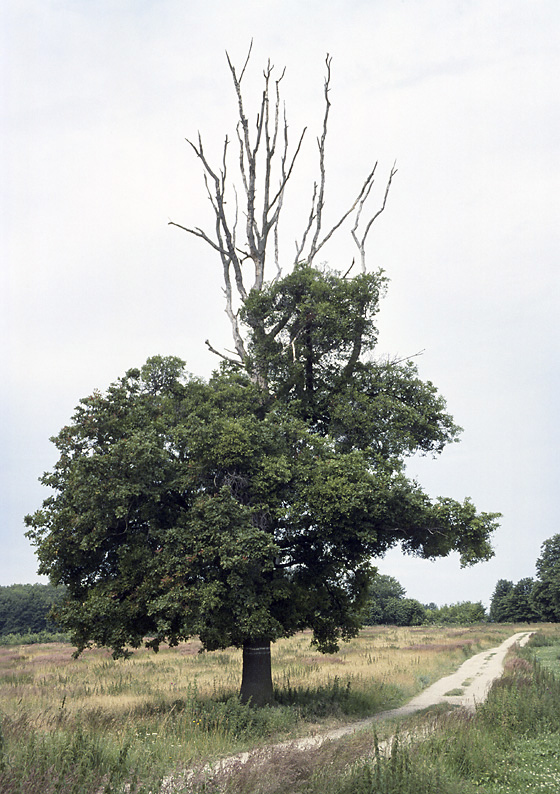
0,623,556,792
186,626,560,794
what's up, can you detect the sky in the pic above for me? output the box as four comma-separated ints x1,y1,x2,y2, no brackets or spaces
2,0,558,608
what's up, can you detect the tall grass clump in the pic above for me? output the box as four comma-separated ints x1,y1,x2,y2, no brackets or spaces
322,736,472,794
0,714,160,794
275,675,402,720
477,651,560,739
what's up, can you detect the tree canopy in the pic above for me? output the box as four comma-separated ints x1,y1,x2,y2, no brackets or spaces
0,584,65,636
489,537,560,624
531,535,560,622
489,579,516,622
362,574,426,626
495,577,540,623
25,304,498,669
423,601,487,625
25,51,501,706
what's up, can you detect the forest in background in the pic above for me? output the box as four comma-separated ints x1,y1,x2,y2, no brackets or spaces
0,583,66,639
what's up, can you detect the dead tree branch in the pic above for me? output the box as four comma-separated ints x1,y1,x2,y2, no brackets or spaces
295,56,396,271
351,161,398,272
169,48,395,371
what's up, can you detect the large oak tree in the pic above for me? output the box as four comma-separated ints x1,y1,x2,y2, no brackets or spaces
26,50,500,706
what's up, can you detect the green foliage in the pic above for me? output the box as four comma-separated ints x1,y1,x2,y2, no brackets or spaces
478,655,560,739
491,534,560,623
489,578,539,623
489,579,515,622
275,676,400,720
526,630,559,647
327,734,457,794
531,534,560,621
508,578,539,623
25,266,499,667
0,584,66,636
362,574,426,626
423,601,487,625
0,717,156,794
0,631,69,646
242,264,462,463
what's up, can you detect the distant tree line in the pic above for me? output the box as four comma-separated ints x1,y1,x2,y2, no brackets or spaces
489,534,560,623
0,584,66,636
364,535,560,628
362,574,487,626
423,601,487,625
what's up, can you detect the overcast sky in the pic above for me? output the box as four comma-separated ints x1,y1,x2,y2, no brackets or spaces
2,0,558,608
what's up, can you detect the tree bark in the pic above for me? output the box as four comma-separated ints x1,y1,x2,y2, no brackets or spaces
239,639,274,707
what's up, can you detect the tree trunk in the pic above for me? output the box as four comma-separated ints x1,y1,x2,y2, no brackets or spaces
239,639,273,707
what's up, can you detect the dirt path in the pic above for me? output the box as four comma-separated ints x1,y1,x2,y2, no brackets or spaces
164,631,533,791
267,630,534,753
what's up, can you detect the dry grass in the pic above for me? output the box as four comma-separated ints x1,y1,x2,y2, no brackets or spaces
0,623,527,733
1,623,551,792
273,625,495,698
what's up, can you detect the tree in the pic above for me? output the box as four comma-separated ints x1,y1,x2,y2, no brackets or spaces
489,579,515,622
508,578,539,623
0,584,66,635
26,50,500,707
424,602,487,624
363,574,406,625
489,578,540,623
25,353,497,703
385,597,426,626
362,574,426,626
532,535,560,621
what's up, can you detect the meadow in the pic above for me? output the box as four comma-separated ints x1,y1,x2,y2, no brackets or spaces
0,623,555,792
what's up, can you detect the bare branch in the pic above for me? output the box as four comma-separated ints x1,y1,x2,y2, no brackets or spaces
225,39,253,85
269,126,306,212
294,57,396,272
171,50,395,382
205,339,243,366
352,162,398,271
295,182,318,263
274,186,284,278
310,167,376,261
307,54,332,264
186,133,248,303
273,101,289,278
167,221,229,256
360,162,397,242
227,48,259,263
383,350,425,367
